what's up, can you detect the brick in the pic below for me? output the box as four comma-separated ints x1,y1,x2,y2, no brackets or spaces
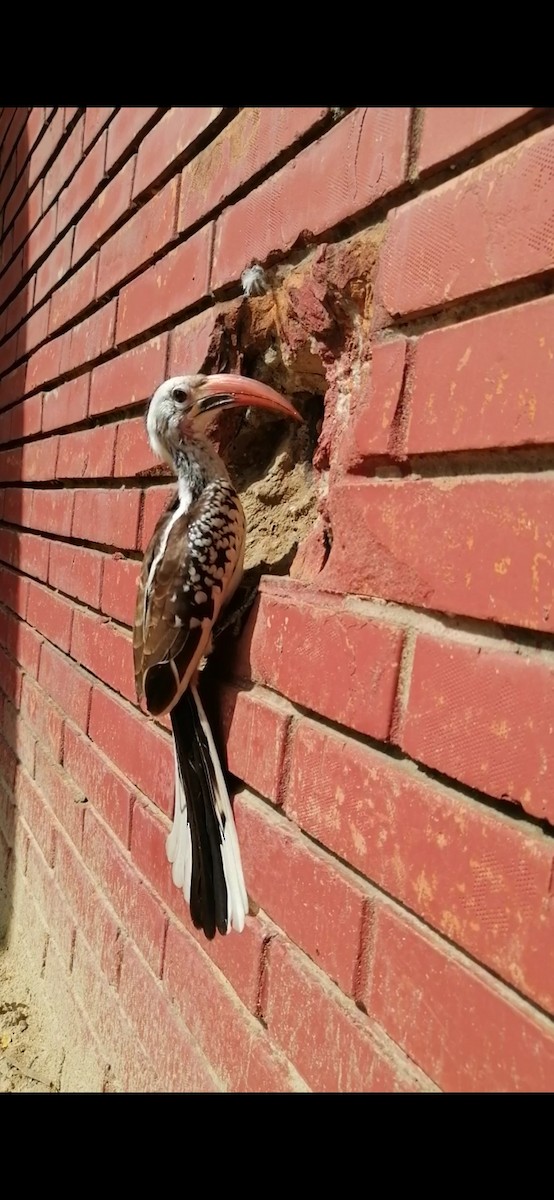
130,797,264,1012
97,177,178,296
212,108,410,288
2,611,41,676
63,107,79,128
20,674,64,761
27,579,74,651
12,183,43,255
178,107,329,235
16,301,50,357
366,905,554,1092
2,394,42,440
419,107,537,173
13,765,55,865
34,743,85,847
27,205,57,268
25,836,75,969
27,107,49,149
55,835,121,984
116,225,213,345
140,484,173,550
48,540,103,608
41,937,108,1091
400,634,554,825
167,307,223,376
164,920,302,1092
0,563,29,614
133,106,223,198
63,724,133,846
100,554,140,626
0,221,14,271
38,641,91,729
32,487,74,535
72,157,135,265
72,485,140,549
59,299,116,374
0,107,28,173
0,249,24,306
3,697,36,773
219,685,290,802
0,331,18,378
5,156,38,230
114,416,160,476
0,363,26,412
89,334,167,417
42,116,85,210
341,340,407,466
57,132,106,233
0,158,17,224
42,375,90,432
70,933,163,1092
236,790,366,997
262,936,426,1092
5,614,41,681
83,808,166,974
2,486,34,527
378,125,554,320
285,717,554,1012
49,253,98,333
0,729,18,789
83,108,114,150
88,686,172,812
28,108,64,186
0,436,58,483
403,295,554,453
71,608,135,702
119,941,220,1090
240,580,403,739
106,107,161,172
325,476,554,633
57,424,116,479
25,331,65,391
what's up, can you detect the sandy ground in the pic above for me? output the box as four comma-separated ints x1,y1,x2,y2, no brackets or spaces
0,952,62,1092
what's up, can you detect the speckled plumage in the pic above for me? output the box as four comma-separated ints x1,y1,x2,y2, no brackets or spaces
132,373,298,940
134,478,245,717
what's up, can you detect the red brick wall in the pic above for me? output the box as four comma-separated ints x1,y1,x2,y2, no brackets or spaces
1,106,553,1091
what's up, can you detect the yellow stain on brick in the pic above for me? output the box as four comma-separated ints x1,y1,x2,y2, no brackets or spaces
491,719,509,738
496,370,509,395
494,557,511,575
350,823,367,856
532,552,549,591
457,347,472,371
414,870,435,906
441,911,462,940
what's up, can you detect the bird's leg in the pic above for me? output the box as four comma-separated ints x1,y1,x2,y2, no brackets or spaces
214,584,259,640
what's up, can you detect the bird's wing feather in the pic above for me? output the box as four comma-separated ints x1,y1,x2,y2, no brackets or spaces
133,480,245,716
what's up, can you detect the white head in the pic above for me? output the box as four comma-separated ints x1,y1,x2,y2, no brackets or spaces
146,372,301,468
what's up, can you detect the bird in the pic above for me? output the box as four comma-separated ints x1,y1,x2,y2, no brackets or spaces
133,373,301,940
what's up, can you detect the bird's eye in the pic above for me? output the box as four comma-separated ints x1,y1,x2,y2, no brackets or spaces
172,386,188,405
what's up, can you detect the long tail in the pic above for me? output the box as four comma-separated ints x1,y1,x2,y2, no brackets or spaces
166,683,248,940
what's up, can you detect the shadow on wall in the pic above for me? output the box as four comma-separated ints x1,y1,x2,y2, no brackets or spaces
0,110,31,951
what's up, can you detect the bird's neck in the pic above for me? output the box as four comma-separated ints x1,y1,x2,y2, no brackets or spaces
171,432,231,507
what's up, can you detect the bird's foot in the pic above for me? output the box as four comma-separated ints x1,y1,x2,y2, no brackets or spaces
215,585,259,640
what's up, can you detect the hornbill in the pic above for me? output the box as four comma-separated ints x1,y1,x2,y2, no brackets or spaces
133,373,300,940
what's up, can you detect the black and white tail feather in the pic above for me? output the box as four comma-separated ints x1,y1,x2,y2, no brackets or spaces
167,684,248,939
